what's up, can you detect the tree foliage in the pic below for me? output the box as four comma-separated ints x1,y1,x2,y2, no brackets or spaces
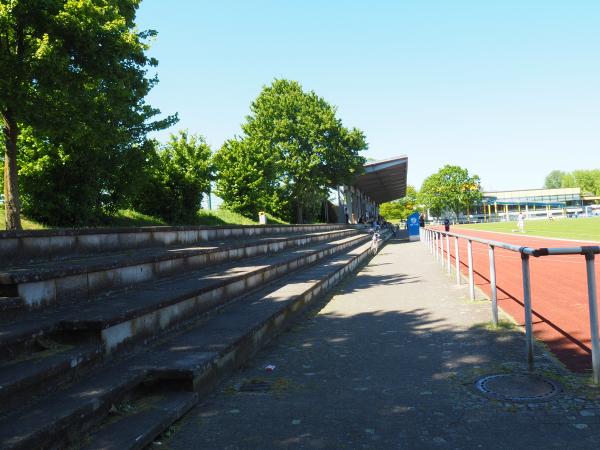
132,131,213,224
379,185,418,220
17,126,154,226
213,138,281,219
418,165,482,218
543,169,600,197
544,170,565,189
215,79,367,223
560,170,600,196
1,0,174,229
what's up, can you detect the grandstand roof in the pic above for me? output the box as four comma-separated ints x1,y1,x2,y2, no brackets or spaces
352,156,408,204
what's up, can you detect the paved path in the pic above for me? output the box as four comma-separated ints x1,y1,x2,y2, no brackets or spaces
161,239,600,449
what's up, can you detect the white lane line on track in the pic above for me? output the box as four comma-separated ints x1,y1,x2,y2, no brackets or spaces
452,228,600,245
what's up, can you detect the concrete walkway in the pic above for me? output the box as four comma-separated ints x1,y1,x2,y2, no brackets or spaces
161,239,600,449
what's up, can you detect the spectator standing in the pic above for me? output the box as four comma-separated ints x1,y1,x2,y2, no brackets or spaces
444,217,450,232
517,212,525,232
370,231,381,254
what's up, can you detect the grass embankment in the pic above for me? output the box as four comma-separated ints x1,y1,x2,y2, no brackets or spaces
0,207,48,230
0,207,288,230
456,216,600,242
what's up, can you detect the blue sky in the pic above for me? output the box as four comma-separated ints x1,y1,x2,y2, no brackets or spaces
137,0,599,192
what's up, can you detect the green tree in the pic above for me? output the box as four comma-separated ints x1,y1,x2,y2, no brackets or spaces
1,0,174,229
418,165,482,218
213,138,281,219
133,131,213,223
571,170,600,195
380,185,418,220
216,79,366,223
544,170,565,189
17,126,156,226
559,169,600,196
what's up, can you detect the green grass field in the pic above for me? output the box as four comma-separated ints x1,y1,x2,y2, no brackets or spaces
0,207,288,230
456,216,600,242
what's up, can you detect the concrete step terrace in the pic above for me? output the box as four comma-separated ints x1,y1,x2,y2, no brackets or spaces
0,228,358,309
0,232,390,450
0,224,350,265
0,232,370,410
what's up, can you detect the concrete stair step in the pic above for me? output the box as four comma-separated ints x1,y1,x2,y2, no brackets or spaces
0,228,357,309
0,342,102,408
0,364,145,450
0,233,367,355
76,234,368,354
0,296,23,313
81,391,198,450
0,235,386,450
138,237,383,387
0,224,349,266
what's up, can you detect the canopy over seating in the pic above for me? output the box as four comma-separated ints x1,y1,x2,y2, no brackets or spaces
351,156,408,204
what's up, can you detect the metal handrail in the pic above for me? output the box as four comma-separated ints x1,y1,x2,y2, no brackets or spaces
420,226,600,384
429,229,600,256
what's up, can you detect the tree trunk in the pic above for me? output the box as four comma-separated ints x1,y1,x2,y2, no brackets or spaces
2,110,22,231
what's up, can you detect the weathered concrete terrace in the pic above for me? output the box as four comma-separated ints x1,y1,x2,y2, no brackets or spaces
163,239,600,449
0,224,387,449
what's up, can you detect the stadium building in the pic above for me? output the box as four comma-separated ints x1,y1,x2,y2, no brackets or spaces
477,187,600,221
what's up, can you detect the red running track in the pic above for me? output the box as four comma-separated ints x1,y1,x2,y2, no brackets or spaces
431,227,600,373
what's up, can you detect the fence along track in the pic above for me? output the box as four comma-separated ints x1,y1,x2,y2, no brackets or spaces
421,227,600,384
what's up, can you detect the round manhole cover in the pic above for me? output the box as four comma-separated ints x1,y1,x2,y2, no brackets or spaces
474,373,561,402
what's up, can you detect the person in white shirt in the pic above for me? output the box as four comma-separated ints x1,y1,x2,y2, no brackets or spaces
517,212,525,232
371,232,381,254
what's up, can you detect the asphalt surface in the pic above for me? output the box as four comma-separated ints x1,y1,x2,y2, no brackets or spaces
159,239,600,449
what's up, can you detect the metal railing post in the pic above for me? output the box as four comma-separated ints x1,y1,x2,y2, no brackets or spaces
454,236,460,285
420,230,600,375
521,253,534,369
440,233,445,267
584,253,600,384
467,240,475,300
446,233,451,274
488,244,498,326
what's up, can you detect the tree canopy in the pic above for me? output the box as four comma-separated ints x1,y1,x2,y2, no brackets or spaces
543,169,600,197
544,170,565,189
132,131,213,223
560,170,600,196
379,185,418,220
215,79,367,223
418,165,482,218
1,0,174,229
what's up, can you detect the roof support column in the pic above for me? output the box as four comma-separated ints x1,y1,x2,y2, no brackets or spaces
351,188,358,223
344,186,353,224
337,186,345,224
